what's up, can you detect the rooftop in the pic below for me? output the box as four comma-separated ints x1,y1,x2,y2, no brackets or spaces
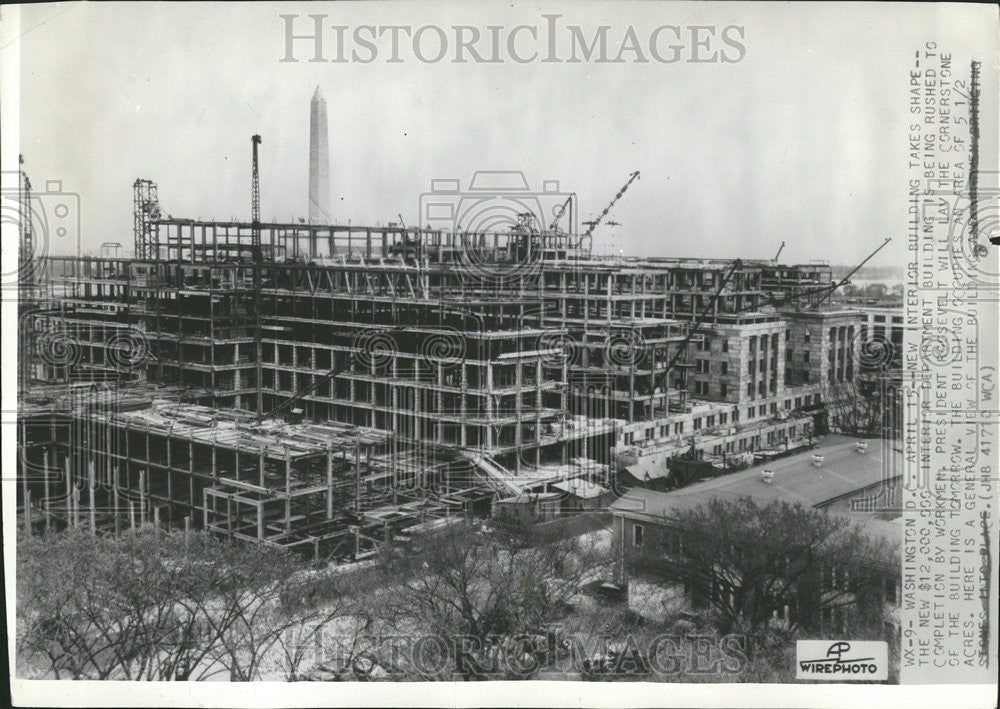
20,385,393,461
624,459,670,481
112,400,391,460
611,436,902,541
551,478,608,500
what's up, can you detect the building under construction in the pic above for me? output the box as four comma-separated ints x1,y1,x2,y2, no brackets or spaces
16,140,881,562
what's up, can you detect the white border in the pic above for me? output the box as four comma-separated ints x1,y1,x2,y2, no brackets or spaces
2,3,998,707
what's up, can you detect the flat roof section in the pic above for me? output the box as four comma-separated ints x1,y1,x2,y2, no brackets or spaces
611,436,901,536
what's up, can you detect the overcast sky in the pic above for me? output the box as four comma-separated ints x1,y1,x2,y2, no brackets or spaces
14,1,997,266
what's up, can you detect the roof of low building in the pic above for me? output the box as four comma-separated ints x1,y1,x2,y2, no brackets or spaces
611,437,901,541
551,478,607,499
624,460,670,480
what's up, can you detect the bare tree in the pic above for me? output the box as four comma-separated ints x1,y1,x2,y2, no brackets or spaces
633,497,896,639
17,527,361,681
371,519,610,679
17,528,169,679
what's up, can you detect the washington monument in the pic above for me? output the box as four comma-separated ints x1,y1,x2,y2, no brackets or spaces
309,86,330,223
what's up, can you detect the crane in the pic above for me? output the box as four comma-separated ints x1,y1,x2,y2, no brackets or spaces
388,212,424,261
812,238,891,308
251,135,262,248
548,194,575,232
263,356,356,421
773,241,785,261
583,171,639,237
261,307,470,421
740,237,891,314
662,259,743,377
747,239,890,310
760,279,849,309
644,239,892,428
19,155,34,296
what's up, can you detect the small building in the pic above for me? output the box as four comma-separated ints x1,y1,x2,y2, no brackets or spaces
619,459,672,492
610,436,901,633
550,478,611,512
493,492,563,523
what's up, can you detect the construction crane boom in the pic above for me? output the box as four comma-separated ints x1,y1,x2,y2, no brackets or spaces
663,259,743,375
548,194,575,232
264,358,354,421
263,301,484,422
745,238,890,311
813,237,891,308
263,311,443,421
773,241,785,261
762,280,848,308
584,171,639,237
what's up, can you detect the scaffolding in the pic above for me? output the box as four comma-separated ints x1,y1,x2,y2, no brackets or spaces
20,182,868,555
132,179,160,260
